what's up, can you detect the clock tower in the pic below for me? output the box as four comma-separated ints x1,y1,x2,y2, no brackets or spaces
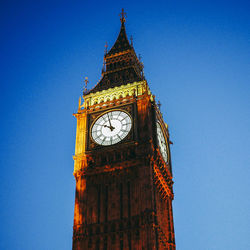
72,10,176,250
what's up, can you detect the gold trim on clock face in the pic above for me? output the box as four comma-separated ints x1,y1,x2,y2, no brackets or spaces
156,122,168,162
91,110,132,146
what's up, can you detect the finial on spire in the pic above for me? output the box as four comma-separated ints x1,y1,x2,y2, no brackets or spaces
119,8,126,23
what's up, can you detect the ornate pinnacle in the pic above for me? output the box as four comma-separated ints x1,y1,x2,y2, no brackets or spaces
157,101,162,110
102,42,108,74
104,42,108,55
78,96,81,111
83,77,88,94
119,8,126,23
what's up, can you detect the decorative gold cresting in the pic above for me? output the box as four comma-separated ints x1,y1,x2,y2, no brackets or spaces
78,80,154,110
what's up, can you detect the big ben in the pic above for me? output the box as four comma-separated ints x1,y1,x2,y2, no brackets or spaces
72,10,176,250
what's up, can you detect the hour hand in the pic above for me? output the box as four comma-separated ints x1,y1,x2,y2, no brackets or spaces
104,124,115,131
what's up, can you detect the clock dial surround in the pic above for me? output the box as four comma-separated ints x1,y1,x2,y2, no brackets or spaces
156,122,168,162
91,110,132,146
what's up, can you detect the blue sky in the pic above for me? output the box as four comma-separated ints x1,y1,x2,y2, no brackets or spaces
0,1,249,249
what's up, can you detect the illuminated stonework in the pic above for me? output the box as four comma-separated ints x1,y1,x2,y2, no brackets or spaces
79,80,153,110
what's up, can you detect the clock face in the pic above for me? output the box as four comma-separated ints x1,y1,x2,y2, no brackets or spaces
91,110,132,146
156,122,168,162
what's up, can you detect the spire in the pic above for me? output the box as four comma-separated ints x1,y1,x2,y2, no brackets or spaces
106,9,132,56
87,10,144,95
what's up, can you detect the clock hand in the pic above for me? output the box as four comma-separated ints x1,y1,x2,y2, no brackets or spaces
107,114,115,131
107,113,112,127
104,124,115,131
104,124,111,128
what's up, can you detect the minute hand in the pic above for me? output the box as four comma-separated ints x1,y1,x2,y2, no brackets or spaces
107,114,115,131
